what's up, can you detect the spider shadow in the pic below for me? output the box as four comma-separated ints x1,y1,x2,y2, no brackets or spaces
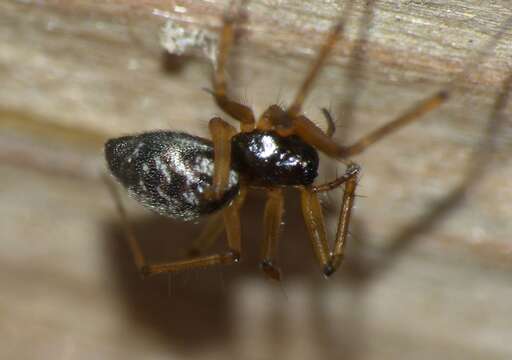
101,159,492,358
342,68,512,286
103,189,371,357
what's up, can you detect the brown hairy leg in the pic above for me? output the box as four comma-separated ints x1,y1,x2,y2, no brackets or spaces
300,164,360,276
260,187,284,281
211,3,255,132
208,117,237,199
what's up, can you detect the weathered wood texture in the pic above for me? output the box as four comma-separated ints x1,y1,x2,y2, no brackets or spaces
1,1,512,359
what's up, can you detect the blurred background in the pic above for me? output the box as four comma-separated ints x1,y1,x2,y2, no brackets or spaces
1,0,512,359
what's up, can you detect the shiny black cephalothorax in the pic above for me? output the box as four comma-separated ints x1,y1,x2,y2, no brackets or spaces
231,130,319,186
105,131,239,221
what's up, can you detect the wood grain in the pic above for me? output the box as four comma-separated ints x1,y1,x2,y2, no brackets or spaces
1,1,512,359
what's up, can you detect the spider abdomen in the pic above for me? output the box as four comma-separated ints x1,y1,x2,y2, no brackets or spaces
105,131,240,221
231,130,319,186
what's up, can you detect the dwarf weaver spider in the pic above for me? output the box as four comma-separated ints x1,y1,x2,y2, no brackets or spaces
105,3,450,281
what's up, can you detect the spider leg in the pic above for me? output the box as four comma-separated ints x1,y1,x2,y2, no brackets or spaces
313,163,359,275
287,22,344,117
108,179,246,277
105,176,146,271
186,211,225,257
300,187,331,275
339,90,448,156
292,90,448,158
321,107,336,138
260,187,284,281
212,4,255,131
187,184,248,257
312,162,359,192
300,164,360,277
208,117,237,199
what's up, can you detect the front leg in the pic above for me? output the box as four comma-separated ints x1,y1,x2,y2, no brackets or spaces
300,164,360,277
212,3,255,131
313,164,360,274
208,117,237,200
291,92,447,159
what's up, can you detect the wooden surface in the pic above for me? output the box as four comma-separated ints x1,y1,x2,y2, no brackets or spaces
1,1,512,359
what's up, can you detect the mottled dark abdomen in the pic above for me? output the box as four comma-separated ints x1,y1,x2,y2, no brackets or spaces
231,130,319,186
105,131,240,221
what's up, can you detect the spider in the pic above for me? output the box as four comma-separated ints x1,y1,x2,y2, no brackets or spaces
105,5,448,281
